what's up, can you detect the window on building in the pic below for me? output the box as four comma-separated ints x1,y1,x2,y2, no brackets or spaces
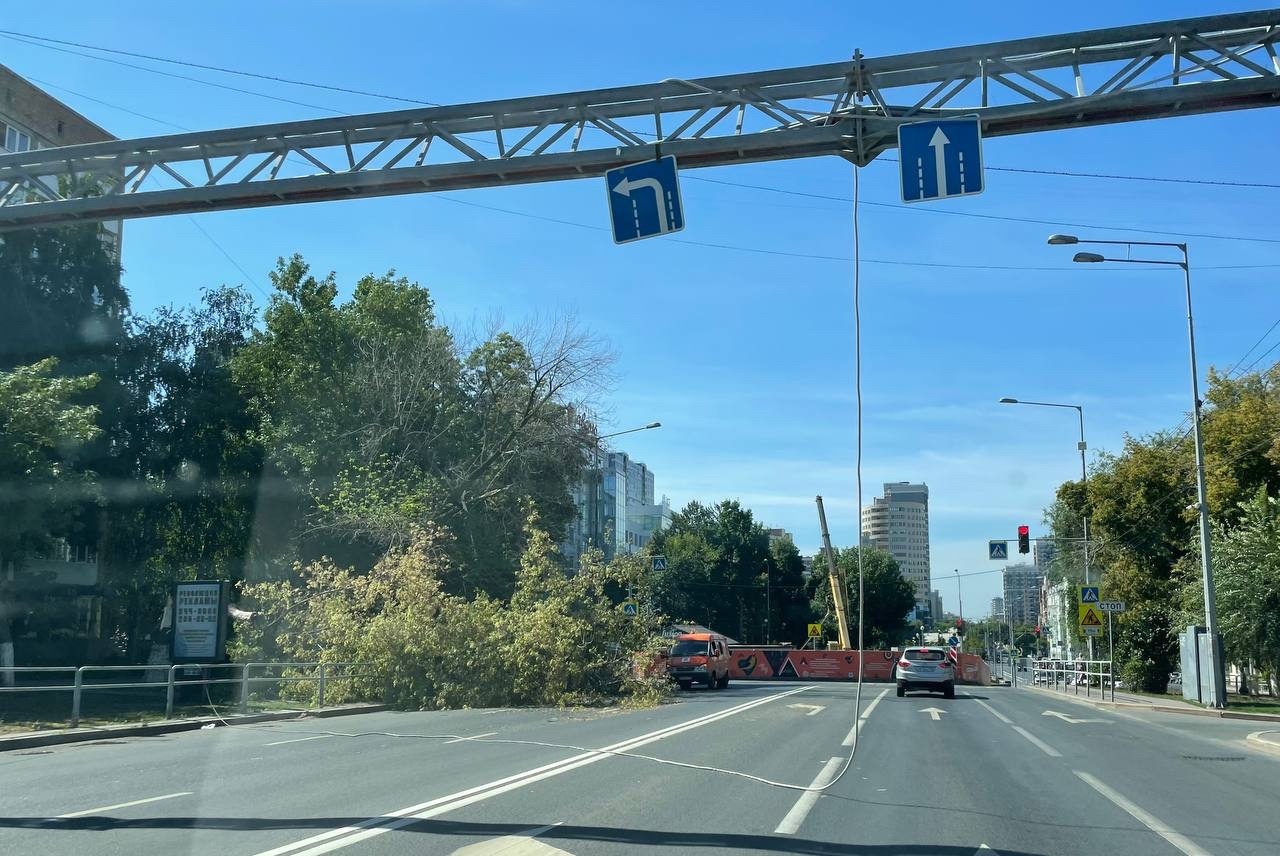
4,124,33,152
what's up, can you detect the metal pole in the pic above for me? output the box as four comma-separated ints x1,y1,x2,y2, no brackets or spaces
166,665,176,719
71,667,83,728
1108,611,1115,701
954,569,963,625
240,663,252,714
1078,405,1095,662
317,663,326,708
1182,248,1224,709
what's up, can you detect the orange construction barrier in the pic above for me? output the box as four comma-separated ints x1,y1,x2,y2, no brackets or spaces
728,647,991,685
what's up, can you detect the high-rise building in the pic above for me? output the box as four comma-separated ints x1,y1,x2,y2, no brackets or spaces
1002,564,1044,626
0,64,121,257
861,482,931,606
990,597,1005,619
561,449,670,567
928,590,943,623
1033,538,1057,573
766,528,793,546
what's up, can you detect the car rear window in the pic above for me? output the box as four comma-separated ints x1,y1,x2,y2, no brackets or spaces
904,650,945,661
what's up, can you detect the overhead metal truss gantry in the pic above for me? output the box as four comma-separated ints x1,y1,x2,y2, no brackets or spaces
0,10,1278,232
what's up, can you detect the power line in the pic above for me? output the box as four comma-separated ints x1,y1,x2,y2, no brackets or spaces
1225,317,1280,378
685,175,1280,245
0,33,345,114
0,28,437,107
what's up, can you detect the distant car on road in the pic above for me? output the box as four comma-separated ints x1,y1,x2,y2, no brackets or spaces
666,632,731,690
896,646,955,699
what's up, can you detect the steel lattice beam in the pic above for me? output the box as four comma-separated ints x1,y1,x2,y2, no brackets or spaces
0,10,1277,232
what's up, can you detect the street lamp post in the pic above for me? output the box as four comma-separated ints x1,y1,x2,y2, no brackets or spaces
1048,233,1224,709
590,422,662,561
999,396,1091,658
954,568,963,630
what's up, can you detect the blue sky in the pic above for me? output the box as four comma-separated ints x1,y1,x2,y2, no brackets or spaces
5,1,1278,616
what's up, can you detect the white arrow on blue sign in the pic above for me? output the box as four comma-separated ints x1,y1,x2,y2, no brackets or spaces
606,156,685,244
897,118,984,204
989,540,1008,560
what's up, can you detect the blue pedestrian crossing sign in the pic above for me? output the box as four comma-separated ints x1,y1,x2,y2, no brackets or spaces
651,555,667,572
989,540,1008,560
1080,586,1100,604
897,118,984,204
621,601,638,618
606,155,685,244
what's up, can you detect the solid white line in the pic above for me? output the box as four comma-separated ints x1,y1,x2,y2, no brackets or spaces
1075,770,1213,856
774,757,843,835
265,734,333,747
56,792,192,819
843,687,888,746
1012,725,1062,757
255,685,814,856
974,698,1013,725
445,731,498,744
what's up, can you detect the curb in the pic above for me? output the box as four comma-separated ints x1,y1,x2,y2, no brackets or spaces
1020,683,1280,722
1245,731,1280,756
0,703,389,753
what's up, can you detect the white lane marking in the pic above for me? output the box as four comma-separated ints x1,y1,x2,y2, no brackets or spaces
920,707,946,721
1075,770,1213,856
1043,710,1108,724
788,703,826,716
844,687,889,746
451,823,568,855
774,757,844,835
56,792,192,819
265,734,333,747
255,685,815,856
445,731,498,744
1012,725,1062,757
973,697,1013,724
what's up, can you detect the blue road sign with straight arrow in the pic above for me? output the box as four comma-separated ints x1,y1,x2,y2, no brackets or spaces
897,118,984,203
606,155,685,244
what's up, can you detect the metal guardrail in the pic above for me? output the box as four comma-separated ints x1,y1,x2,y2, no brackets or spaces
1030,659,1116,701
0,662,381,728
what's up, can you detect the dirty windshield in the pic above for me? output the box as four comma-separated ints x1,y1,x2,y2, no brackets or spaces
2,3,1279,856
671,640,712,657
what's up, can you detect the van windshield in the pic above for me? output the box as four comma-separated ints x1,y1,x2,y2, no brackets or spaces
671,640,711,657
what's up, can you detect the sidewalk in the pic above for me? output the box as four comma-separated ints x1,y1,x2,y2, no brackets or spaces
0,702,388,753
1021,681,1280,722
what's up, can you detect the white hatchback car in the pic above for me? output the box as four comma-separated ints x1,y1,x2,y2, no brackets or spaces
896,646,956,698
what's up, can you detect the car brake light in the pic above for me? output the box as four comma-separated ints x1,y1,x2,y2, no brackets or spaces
899,660,911,668
938,660,951,668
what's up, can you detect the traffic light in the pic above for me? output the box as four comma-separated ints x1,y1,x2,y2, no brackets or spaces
1034,625,1041,637
955,618,966,636
1018,525,1030,554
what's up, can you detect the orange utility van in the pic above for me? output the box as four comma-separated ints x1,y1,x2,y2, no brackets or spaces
666,632,731,690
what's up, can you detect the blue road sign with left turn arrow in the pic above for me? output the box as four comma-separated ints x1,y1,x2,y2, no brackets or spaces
897,118,984,203
606,156,685,244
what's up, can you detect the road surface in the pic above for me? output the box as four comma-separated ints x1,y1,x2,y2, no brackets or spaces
2,682,1277,855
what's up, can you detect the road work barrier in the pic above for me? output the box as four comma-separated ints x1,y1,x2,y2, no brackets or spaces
728,648,991,686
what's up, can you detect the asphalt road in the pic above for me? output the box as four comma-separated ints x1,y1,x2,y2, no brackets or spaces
2,681,1278,856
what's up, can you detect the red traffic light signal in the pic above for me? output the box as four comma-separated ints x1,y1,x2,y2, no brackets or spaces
1018,525,1030,554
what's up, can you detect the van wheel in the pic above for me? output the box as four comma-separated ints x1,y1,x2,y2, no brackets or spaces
896,683,905,698
719,674,730,690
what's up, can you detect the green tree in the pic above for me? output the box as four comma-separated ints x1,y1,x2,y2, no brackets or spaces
231,256,606,595
768,536,814,646
648,500,776,641
806,546,915,649
1175,489,1280,695
0,359,100,558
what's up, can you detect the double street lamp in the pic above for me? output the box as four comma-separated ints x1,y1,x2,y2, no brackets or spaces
1048,234,1224,709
